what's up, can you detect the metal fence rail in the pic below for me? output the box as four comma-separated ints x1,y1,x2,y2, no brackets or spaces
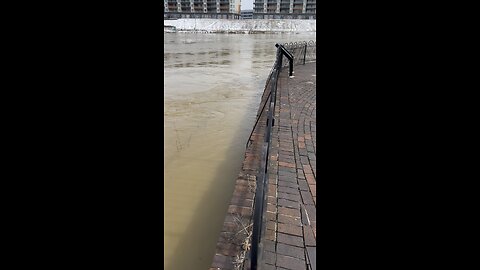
282,40,317,66
246,40,316,149
250,45,282,270
245,40,316,270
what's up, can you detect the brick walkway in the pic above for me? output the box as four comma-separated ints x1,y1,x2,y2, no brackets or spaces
210,62,316,270
261,62,316,270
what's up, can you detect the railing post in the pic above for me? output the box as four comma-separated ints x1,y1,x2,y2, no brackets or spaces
289,60,293,77
278,50,282,69
277,44,293,76
303,44,307,65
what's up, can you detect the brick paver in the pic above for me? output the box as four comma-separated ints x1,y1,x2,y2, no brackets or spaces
211,62,316,270
261,62,316,270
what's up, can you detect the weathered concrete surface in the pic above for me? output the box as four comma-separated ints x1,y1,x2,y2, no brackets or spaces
164,19,316,33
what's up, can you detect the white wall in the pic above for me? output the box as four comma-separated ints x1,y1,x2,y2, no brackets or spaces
164,19,316,32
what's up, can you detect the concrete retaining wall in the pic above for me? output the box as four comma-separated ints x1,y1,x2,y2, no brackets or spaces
164,19,316,33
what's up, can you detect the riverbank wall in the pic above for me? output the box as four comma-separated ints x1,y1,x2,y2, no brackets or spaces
163,19,316,33
209,75,268,270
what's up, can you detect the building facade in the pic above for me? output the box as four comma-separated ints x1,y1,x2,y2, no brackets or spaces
164,0,241,19
252,0,316,19
241,9,253,19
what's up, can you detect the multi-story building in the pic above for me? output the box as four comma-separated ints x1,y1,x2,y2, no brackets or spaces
241,9,253,19
164,0,241,19
252,0,316,19
232,0,241,14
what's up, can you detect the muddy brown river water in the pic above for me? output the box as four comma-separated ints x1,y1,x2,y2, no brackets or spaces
164,32,315,270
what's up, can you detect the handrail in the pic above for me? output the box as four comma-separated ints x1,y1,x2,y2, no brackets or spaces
250,49,278,270
245,61,277,149
246,44,294,149
275,43,293,76
250,45,292,270
248,40,315,269
246,40,315,149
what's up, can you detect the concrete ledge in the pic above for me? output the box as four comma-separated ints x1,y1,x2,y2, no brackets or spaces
164,19,316,33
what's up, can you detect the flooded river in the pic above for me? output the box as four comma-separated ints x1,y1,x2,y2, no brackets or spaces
164,32,315,270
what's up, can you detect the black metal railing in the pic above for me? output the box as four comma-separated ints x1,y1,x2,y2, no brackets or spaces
276,43,293,76
250,45,283,270
245,54,278,150
245,40,316,150
246,40,316,270
282,40,317,66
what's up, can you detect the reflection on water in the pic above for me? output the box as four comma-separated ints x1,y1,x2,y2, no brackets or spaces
164,32,315,270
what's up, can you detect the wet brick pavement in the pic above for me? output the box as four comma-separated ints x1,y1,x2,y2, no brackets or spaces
211,62,316,270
